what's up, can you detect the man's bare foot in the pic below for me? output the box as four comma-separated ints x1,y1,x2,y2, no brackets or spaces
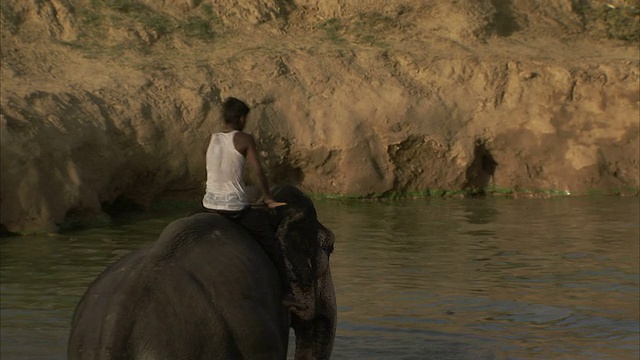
282,293,306,310
266,200,287,209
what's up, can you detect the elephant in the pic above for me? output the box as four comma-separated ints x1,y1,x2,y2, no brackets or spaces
68,185,336,359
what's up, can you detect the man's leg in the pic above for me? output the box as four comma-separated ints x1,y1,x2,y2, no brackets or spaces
235,208,293,294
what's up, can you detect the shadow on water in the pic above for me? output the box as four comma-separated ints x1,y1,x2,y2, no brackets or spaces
462,199,500,225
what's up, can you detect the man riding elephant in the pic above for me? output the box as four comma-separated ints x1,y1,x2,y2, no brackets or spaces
199,97,303,309
68,185,336,359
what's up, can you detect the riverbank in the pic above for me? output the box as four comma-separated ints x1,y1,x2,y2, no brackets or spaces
1,0,638,234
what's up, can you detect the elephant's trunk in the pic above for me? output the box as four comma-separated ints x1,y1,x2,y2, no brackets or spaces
293,315,335,360
292,270,337,359
272,185,337,359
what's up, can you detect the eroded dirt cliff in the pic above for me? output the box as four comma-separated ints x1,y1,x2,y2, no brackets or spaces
1,0,639,233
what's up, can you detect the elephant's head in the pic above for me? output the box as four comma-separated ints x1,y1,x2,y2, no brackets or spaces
272,185,336,360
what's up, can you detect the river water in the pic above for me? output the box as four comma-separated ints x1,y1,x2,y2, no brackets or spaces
1,196,638,359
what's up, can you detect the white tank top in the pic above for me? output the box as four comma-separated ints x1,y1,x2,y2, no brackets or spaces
202,131,248,211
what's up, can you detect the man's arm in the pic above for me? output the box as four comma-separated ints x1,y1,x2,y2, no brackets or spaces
236,132,285,208
244,134,273,200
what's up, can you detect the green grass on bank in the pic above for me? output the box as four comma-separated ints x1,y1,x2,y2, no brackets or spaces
56,0,223,56
575,0,640,41
2,186,635,236
308,186,640,200
5,0,637,61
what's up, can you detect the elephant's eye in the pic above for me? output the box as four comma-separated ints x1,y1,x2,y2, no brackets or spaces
322,244,334,256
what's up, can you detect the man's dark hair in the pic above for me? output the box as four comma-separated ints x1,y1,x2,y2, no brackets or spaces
223,97,250,127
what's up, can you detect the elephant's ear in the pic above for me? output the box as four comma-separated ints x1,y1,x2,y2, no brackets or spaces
274,207,304,248
275,209,317,287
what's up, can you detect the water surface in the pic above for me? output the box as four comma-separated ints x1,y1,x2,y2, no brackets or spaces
1,197,639,359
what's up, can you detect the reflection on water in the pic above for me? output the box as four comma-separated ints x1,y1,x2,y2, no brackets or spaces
1,197,639,359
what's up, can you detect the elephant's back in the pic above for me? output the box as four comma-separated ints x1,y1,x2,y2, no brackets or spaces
69,212,288,359
149,212,280,295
